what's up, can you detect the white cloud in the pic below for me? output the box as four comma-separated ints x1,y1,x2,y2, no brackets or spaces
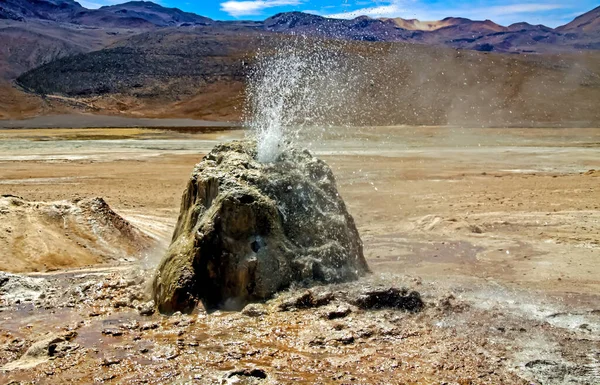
78,0,105,8
477,4,565,17
328,4,405,19
220,0,302,17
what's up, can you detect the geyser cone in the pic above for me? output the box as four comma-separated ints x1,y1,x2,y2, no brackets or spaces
152,140,369,313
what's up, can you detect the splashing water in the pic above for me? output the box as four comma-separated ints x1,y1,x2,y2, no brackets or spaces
246,38,358,163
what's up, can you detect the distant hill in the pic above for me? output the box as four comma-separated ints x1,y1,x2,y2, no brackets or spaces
15,25,260,120
97,1,212,26
0,0,213,27
386,16,505,33
263,12,412,42
264,11,599,53
556,6,600,33
0,1,598,53
0,0,83,22
0,19,140,80
0,0,214,80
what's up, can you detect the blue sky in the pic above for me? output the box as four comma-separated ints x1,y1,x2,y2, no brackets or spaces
78,0,598,27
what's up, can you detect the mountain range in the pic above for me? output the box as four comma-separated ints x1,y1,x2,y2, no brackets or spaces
1,1,599,55
1,1,599,126
263,10,600,53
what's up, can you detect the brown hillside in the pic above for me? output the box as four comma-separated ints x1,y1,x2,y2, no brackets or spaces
14,31,600,127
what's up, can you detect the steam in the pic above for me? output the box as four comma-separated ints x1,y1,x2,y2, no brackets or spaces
245,38,358,163
244,36,596,161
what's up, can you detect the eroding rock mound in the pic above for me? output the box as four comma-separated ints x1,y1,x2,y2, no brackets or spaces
0,271,48,306
0,195,155,272
153,141,369,313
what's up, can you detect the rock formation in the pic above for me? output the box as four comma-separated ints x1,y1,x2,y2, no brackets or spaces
2,331,79,371
153,141,369,313
0,195,155,272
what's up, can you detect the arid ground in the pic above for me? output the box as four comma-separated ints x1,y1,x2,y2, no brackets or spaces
0,125,598,384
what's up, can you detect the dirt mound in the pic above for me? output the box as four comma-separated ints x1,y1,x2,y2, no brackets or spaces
0,195,155,272
153,141,369,313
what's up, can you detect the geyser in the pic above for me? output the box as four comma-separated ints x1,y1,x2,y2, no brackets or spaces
153,40,370,313
246,39,358,163
152,141,369,313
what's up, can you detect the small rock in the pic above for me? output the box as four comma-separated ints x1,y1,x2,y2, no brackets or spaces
336,334,355,345
525,359,558,368
100,357,121,367
279,290,334,311
579,323,591,331
113,298,131,308
140,322,159,331
2,331,78,371
242,303,267,317
138,300,155,316
227,368,267,379
332,323,345,331
324,305,352,320
351,287,423,312
120,320,139,330
176,318,194,328
101,328,123,337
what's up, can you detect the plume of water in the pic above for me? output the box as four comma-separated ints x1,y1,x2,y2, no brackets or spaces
245,38,357,163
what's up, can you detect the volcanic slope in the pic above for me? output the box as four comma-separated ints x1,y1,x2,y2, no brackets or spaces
16,25,262,120
0,16,146,118
0,18,145,79
16,30,600,126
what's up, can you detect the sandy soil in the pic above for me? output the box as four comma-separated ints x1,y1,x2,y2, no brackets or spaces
1,126,597,294
0,114,240,129
0,126,598,384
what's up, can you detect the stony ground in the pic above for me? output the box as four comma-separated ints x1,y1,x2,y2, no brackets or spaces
1,268,598,384
0,126,598,383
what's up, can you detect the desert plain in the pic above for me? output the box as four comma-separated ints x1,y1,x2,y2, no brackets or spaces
0,124,598,384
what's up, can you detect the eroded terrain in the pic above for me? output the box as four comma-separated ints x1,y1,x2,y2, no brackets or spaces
0,126,598,384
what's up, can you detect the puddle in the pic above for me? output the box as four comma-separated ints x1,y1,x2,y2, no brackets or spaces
368,237,483,265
